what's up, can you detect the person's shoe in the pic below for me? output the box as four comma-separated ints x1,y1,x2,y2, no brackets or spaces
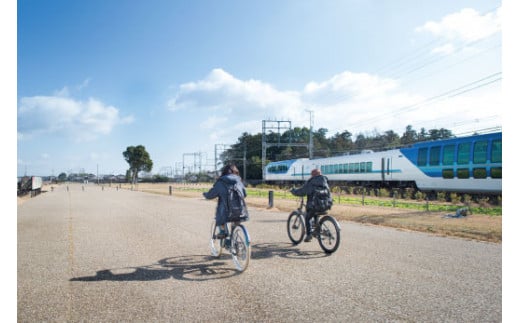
216,230,227,239
304,234,312,242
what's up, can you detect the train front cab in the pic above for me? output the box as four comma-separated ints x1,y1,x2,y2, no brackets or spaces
401,132,502,194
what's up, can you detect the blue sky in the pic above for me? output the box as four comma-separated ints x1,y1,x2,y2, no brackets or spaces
15,0,506,177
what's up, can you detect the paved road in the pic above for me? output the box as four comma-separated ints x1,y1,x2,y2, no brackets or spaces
18,183,501,322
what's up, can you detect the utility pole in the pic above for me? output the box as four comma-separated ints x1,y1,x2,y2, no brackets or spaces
261,119,309,180
305,109,314,159
243,143,247,183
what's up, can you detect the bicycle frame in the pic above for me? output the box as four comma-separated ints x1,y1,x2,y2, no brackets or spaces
287,196,341,254
210,219,251,272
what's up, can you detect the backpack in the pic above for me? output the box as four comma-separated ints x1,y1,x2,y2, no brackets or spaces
226,183,249,222
311,186,333,213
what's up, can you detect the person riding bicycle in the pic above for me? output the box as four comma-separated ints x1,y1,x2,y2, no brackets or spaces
203,164,247,238
290,168,330,242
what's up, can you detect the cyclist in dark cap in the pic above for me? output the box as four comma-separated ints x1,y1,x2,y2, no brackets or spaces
290,168,330,242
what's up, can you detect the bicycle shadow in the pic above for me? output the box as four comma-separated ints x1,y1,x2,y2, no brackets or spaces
70,255,242,282
251,241,330,260
69,242,329,283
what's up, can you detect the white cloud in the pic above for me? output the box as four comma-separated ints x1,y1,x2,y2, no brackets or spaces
168,68,301,114
200,115,228,129
168,67,500,143
431,43,455,55
303,71,400,102
18,94,133,142
169,69,424,140
416,7,502,54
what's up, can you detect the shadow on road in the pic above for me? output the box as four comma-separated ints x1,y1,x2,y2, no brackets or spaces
252,241,329,260
70,255,241,282
70,241,328,282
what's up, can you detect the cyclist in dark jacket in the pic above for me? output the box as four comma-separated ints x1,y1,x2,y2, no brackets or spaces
203,164,247,238
290,168,330,242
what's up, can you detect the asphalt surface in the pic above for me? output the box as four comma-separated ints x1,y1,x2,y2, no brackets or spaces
18,183,501,322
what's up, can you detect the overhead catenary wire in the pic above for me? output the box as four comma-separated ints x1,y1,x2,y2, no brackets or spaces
318,6,502,122
342,72,501,130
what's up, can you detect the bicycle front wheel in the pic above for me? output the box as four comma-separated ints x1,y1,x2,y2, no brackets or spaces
317,215,341,254
287,211,305,245
209,220,223,257
230,224,251,272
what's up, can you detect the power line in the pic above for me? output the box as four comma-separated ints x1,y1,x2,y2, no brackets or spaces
344,72,501,129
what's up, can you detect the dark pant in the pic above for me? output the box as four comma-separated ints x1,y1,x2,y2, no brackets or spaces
305,210,317,235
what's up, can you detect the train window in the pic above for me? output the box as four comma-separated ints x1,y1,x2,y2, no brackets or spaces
443,145,455,165
333,164,339,174
268,165,288,173
442,169,454,179
457,168,470,179
491,139,502,163
491,167,501,178
430,146,441,166
324,165,330,174
457,143,471,165
367,162,373,173
360,162,366,173
418,148,428,166
342,163,348,173
473,141,488,164
354,163,360,173
473,168,487,179
349,163,355,173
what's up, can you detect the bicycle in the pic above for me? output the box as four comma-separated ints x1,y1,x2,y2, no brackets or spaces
287,197,341,254
209,219,251,272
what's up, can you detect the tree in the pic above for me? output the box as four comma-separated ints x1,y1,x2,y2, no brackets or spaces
57,172,67,182
401,125,417,145
122,145,153,184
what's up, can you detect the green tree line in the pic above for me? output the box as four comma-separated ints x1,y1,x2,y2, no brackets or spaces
220,125,456,181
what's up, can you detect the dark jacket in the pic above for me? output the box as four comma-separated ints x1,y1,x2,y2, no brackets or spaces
291,175,330,211
203,174,247,225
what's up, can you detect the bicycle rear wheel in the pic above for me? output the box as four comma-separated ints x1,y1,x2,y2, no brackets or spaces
230,224,251,272
209,220,223,257
317,215,341,254
287,211,305,245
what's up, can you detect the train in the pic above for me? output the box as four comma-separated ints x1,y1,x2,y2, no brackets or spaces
264,132,502,195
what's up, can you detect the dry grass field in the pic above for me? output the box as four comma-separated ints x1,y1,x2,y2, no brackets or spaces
19,183,501,243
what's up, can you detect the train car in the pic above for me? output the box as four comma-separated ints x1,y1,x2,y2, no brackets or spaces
264,132,502,195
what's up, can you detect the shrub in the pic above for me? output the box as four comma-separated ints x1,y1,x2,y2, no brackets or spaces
477,196,490,207
450,193,461,204
404,188,414,199
379,189,389,198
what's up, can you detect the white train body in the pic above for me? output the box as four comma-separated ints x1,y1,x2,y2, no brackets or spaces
265,132,502,194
